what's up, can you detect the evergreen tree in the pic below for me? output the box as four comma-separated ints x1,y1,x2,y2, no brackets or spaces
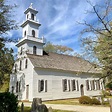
0,0,17,88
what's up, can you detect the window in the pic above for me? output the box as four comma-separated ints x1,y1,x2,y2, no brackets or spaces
33,46,37,55
16,81,21,93
86,79,102,91
19,60,22,70
62,79,67,91
25,59,28,69
32,30,35,37
96,80,100,90
19,81,21,92
14,64,17,73
72,80,76,91
92,80,95,90
12,86,14,93
27,14,29,19
86,80,89,90
40,80,44,91
20,47,23,55
16,81,18,92
31,13,34,20
38,80,47,92
24,31,26,37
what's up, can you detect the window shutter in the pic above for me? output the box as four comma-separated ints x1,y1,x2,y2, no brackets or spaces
76,80,79,91
19,81,21,92
68,80,70,91
71,80,73,91
45,80,47,92
38,80,41,92
16,81,18,93
62,79,65,92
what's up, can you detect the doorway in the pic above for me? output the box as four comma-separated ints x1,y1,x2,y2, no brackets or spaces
26,85,29,100
80,84,84,96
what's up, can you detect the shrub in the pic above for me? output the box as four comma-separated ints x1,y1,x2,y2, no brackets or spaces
79,96,91,104
106,81,112,90
101,90,111,97
0,92,18,112
91,98,101,105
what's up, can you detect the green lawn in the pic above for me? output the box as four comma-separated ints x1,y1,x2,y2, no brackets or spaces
44,99,79,105
19,107,76,112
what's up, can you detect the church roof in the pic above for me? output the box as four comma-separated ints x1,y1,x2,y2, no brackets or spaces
27,52,100,74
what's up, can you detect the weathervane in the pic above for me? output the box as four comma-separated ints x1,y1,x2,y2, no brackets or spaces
30,3,33,8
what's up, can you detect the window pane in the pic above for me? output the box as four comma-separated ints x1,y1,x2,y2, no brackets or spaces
40,80,44,91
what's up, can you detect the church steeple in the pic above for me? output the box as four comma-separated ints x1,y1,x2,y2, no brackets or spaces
21,3,41,38
16,3,45,56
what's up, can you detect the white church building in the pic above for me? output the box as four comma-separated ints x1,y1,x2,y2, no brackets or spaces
9,4,104,101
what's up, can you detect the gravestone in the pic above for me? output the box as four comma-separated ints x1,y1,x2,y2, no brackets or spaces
21,102,24,112
110,98,112,112
31,98,48,112
48,107,53,112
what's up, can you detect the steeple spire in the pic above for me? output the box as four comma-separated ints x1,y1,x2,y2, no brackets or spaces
29,3,33,8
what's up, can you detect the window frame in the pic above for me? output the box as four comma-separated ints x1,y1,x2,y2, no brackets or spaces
33,46,37,55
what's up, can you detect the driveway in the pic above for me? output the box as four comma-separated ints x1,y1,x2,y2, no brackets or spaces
20,102,110,112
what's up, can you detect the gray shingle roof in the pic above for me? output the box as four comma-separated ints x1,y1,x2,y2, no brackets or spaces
27,52,100,74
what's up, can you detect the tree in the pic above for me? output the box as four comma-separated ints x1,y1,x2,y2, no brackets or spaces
80,0,112,80
44,42,74,55
0,0,17,36
0,38,14,88
0,0,17,88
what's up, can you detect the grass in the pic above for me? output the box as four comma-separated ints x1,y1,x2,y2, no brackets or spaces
18,107,76,112
44,98,79,105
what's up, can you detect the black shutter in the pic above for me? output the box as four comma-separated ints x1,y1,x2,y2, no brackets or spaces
62,79,65,92
38,80,41,92
71,80,73,91
68,80,70,91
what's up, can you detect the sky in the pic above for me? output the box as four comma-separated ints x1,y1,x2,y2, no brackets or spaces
6,0,102,55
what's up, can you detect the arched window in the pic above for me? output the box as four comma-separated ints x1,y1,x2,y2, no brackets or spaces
14,64,17,73
32,30,35,37
16,81,18,92
20,60,22,70
12,86,14,93
27,14,29,19
33,46,37,55
20,47,23,55
24,31,26,37
31,13,34,20
25,59,28,69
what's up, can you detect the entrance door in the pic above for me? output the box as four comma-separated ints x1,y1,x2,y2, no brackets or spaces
80,84,84,96
26,85,29,100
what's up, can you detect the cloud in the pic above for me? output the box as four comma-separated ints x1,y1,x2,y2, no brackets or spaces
7,0,101,54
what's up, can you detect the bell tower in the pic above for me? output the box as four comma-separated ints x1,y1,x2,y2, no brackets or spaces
16,3,45,57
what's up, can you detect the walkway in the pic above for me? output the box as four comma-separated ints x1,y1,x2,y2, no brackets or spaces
20,102,110,112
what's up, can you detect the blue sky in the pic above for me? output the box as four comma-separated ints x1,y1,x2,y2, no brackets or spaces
6,0,101,55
